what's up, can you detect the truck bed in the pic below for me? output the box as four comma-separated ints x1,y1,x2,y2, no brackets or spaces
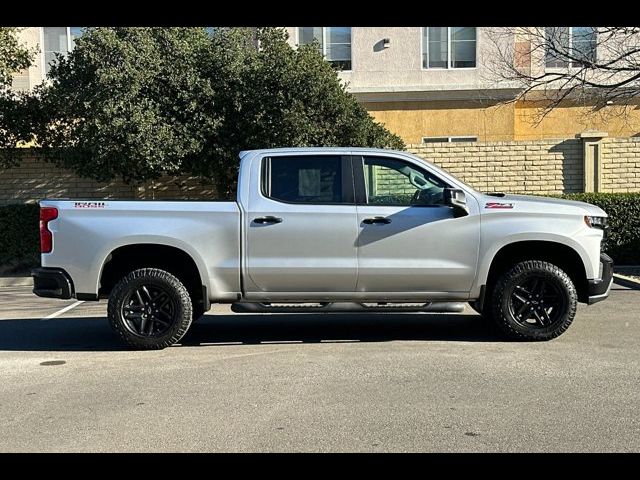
40,200,242,301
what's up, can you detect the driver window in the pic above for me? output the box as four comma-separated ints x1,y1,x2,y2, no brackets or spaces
362,156,448,206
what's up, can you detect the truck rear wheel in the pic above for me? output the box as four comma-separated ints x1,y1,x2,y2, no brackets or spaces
489,260,577,341
108,268,193,350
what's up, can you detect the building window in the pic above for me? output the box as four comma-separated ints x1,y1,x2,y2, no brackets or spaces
42,27,85,76
545,27,597,68
298,27,352,70
423,27,476,69
422,136,478,143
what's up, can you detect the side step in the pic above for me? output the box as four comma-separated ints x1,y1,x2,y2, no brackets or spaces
231,301,466,314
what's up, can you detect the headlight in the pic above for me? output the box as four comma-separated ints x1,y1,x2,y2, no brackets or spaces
584,215,607,230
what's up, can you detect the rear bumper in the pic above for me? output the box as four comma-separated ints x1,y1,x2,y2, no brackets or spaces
31,267,74,299
587,253,613,305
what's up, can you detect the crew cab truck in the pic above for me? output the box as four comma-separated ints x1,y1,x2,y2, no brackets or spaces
32,148,613,350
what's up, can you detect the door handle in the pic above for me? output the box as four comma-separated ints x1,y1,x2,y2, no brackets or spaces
253,216,283,224
362,216,391,225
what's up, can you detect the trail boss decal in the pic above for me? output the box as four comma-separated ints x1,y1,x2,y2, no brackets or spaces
485,202,514,209
74,201,106,209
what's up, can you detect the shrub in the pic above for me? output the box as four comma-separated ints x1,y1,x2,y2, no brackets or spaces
0,203,39,274
560,193,640,265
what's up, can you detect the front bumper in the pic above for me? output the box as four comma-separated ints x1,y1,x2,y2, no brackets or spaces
587,253,613,305
31,267,74,299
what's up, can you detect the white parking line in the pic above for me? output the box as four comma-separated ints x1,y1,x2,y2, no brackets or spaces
41,301,84,320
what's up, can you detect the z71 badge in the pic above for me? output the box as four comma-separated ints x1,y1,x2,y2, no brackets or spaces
485,202,514,209
74,201,106,209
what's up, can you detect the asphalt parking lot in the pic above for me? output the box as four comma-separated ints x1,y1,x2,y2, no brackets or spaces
0,282,638,452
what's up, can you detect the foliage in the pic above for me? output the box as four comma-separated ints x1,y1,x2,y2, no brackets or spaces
0,27,34,90
0,28,36,164
27,27,219,185
560,192,640,264
11,27,403,197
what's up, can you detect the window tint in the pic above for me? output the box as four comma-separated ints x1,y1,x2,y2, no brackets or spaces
266,156,344,204
363,157,448,206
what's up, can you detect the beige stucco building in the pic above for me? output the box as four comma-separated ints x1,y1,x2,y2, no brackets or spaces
10,26,640,144
284,27,640,143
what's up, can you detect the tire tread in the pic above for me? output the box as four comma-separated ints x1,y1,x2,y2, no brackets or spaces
489,260,577,341
107,268,193,350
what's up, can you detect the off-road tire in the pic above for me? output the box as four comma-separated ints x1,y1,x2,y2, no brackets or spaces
489,260,577,341
108,268,193,350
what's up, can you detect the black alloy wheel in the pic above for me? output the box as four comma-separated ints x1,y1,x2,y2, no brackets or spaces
108,268,193,350
507,275,566,328
490,260,577,341
121,284,177,337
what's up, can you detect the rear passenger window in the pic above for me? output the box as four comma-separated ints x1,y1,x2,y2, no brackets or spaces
264,156,345,204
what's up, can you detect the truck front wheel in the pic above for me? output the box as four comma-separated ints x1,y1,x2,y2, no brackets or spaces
489,260,577,341
107,268,193,350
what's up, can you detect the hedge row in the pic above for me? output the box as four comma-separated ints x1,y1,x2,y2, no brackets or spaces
0,193,638,275
0,203,40,274
559,193,640,265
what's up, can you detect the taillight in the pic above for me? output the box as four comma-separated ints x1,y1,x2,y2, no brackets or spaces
39,206,58,254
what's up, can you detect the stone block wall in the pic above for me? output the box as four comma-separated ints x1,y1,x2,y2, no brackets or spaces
2,136,640,206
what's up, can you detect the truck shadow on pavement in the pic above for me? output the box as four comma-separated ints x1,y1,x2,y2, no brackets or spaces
0,312,508,352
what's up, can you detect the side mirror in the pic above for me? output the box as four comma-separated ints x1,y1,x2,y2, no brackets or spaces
443,188,469,218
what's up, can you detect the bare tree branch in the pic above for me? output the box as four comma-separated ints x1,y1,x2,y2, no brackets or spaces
483,26,640,123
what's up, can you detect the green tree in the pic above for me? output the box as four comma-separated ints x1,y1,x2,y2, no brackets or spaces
0,27,33,90
25,27,405,197
0,27,35,160
198,28,404,195
30,27,219,183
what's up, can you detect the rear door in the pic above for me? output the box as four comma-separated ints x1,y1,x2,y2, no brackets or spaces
353,154,480,296
244,153,359,295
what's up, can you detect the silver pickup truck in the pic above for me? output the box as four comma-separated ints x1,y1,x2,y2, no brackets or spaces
32,147,613,349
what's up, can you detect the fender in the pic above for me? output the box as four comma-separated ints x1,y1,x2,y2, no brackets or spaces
93,235,211,298
471,232,595,298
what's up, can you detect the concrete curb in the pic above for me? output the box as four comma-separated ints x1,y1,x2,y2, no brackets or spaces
613,273,640,290
0,276,32,288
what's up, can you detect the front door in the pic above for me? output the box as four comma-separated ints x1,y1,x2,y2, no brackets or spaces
354,154,480,296
244,154,359,295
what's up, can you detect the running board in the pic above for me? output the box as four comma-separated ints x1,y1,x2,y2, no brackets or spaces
230,301,465,314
